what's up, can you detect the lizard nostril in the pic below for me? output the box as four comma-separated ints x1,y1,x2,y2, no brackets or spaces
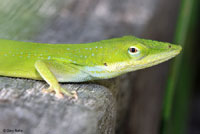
168,45,171,48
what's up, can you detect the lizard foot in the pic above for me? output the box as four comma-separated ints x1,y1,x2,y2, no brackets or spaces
42,87,64,98
42,87,54,93
60,88,78,100
42,86,77,99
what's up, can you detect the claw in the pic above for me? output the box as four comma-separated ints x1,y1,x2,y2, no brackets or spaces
60,88,78,100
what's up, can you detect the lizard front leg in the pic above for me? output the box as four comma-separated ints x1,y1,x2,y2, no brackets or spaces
35,60,77,99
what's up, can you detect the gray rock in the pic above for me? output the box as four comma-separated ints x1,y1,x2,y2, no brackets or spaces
0,77,116,134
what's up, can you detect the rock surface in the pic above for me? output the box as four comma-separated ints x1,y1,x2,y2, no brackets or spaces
0,77,116,134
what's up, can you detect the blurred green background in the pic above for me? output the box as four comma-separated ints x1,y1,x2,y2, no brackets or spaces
0,0,199,134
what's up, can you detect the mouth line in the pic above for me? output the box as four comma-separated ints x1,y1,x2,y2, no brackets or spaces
132,50,180,70
148,53,176,65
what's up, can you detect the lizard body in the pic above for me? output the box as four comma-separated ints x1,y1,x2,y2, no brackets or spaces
0,36,182,98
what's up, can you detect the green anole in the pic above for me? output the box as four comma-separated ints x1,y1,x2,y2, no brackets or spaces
0,36,181,99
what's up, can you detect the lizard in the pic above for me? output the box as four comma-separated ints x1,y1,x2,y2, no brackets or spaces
0,36,182,99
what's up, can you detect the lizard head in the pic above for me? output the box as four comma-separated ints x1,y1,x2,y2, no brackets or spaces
115,36,182,72
83,36,182,79
102,36,182,73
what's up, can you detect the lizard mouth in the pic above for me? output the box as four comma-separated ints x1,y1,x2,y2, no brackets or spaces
131,46,182,71
150,48,181,64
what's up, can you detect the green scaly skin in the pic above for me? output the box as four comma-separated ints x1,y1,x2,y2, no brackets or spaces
0,36,182,99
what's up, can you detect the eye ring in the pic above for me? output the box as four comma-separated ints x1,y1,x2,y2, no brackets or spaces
128,47,139,55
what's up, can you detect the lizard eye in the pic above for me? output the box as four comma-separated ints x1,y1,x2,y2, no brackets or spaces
128,46,139,55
